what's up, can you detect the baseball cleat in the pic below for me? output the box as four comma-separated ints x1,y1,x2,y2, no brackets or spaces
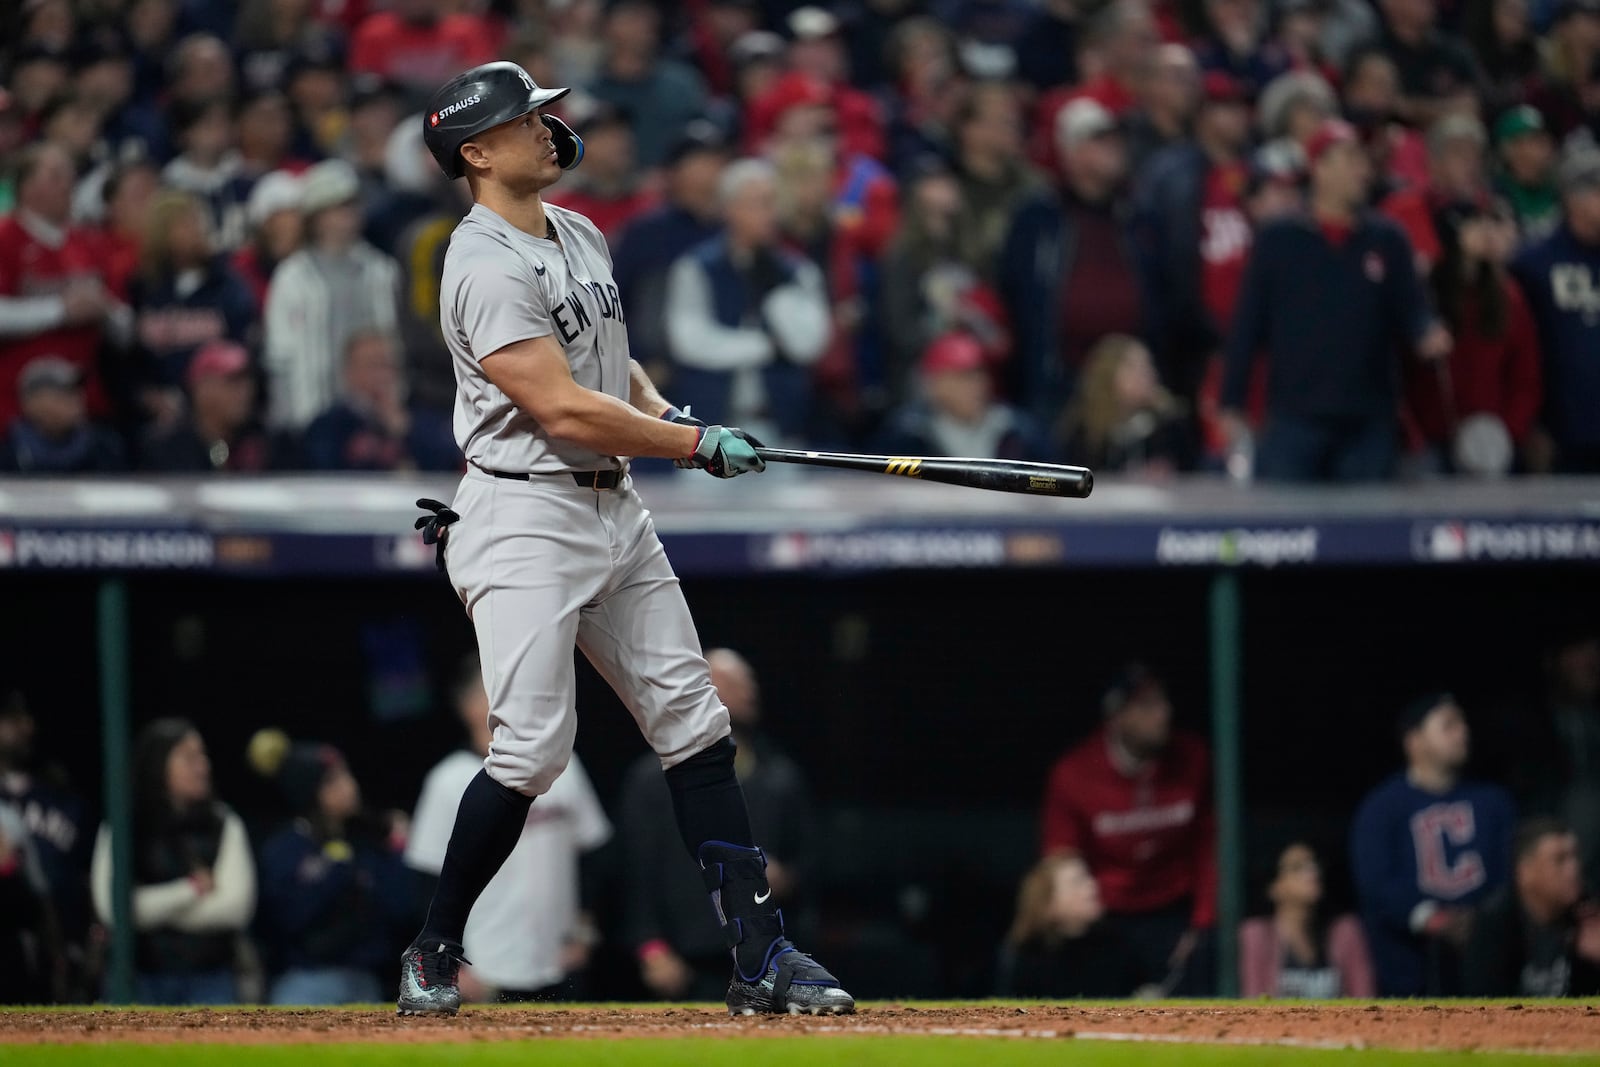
725,945,856,1017
396,939,468,1016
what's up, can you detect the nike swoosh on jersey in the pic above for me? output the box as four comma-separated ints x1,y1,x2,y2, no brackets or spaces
754,889,772,904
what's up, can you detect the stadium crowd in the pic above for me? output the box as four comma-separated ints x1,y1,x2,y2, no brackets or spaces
0,0,1597,481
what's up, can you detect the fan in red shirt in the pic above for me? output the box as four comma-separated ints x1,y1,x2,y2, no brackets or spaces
0,142,127,432
348,0,501,99
1039,662,1218,995
1030,0,1166,172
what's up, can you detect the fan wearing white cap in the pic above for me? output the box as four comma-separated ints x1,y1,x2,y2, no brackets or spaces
261,158,400,432
233,170,304,312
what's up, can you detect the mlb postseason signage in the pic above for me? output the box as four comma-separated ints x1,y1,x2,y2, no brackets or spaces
0,476,1597,576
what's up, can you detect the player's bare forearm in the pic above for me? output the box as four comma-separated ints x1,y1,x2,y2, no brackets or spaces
482,337,699,458
628,359,674,419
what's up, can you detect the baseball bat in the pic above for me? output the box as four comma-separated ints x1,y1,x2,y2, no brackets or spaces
752,448,1094,498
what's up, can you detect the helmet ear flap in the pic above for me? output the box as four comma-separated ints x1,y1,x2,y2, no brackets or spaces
540,114,585,170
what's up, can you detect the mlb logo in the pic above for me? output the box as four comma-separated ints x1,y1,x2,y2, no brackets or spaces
430,113,440,127
0,530,13,568
1364,251,1385,282
1427,523,1466,561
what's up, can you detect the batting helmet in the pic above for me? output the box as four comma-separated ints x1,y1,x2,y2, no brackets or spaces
423,62,572,179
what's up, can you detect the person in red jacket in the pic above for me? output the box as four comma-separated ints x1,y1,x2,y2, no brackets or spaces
1405,198,1542,474
0,141,128,432
1039,661,1218,995
348,0,500,101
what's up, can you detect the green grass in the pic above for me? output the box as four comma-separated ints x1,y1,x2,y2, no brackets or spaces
3,1039,1591,1067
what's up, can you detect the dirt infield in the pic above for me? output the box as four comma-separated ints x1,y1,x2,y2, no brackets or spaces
4,1002,1599,1054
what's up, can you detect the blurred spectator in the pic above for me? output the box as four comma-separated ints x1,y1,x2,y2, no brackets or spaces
587,0,710,170
1338,46,1431,196
1509,148,1600,472
160,98,253,252
235,88,307,185
1462,817,1600,995
0,795,56,1005
139,339,277,472
1524,0,1600,139
717,29,788,146
536,0,605,90
1190,0,1295,97
950,79,1049,282
995,853,1141,998
1123,43,1203,175
1404,198,1541,474
1238,842,1377,998
1220,118,1449,483
6,48,72,141
1507,627,1600,886
1015,0,1085,93
1257,67,1338,151
166,34,239,114
1380,112,1493,274
1271,0,1370,79
878,16,964,170
1463,0,1545,114
0,692,89,1002
347,0,500,104
544,99,658,242
782,6,889,164
345,80,407,209
283,51,349,160
1349,692,1517,996
0,141,128,434
664,157,831,445
618,648,820,1002
1038,662,1218,996
93,158,162,301
1055,333,1197,474
768,135,862,441
124,0,183,109
232,169,305,313
881,158,1009,410
0,357,125,473
1001,96,1146,429
91,718,257,1005
72,27,167,165
130,189,258,409
1370,0,1488,129
301,330,459,472
405,655,612,1004
683,0,763,100
1493,104,1562,241
248,728,412,1005
235,0,348,97
1031,0,1162,172
871,329,1049,460
611,121,729,379
1193,140,1306,463
1134,69,1257,402
264,157,400,432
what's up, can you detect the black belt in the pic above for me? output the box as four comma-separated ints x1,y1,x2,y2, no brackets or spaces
478,464,622,490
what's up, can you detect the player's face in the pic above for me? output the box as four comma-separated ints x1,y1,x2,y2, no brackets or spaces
165,731,212,805
1115,684,1172,757
471,109,562,192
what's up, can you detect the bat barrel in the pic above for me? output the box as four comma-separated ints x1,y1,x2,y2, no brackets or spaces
753,448,1094,499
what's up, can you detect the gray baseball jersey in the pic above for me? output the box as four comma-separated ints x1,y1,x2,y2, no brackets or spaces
435,199,730,798
440,202,632,473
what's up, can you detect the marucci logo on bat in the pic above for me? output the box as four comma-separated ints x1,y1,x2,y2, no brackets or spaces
884,458,923,477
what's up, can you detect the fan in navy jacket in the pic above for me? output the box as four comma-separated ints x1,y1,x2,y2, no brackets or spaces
1349,693,1516,996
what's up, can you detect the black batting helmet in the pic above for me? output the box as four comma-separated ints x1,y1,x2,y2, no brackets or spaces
423,62,570,179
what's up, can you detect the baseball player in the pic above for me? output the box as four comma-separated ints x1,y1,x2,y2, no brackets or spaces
397,62,854,1018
